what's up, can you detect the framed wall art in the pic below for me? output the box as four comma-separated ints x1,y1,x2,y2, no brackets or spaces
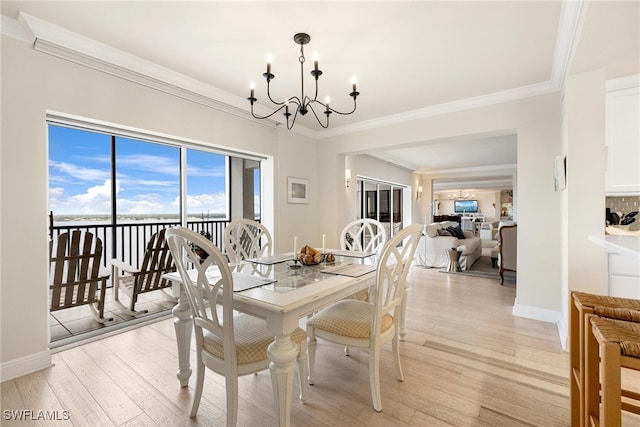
287,177,309,204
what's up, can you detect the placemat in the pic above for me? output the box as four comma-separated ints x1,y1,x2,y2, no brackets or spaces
320,263,376,277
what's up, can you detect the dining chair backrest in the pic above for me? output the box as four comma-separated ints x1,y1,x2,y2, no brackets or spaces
49,230,109,321
224,219,273,264
372,223,423,336
340,218,387,254
166,227,237,369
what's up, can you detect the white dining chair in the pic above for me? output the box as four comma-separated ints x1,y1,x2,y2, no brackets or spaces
307,223,423,412
165,227,307,426
339,218,387,254
224,218,273,264
339,218,388,307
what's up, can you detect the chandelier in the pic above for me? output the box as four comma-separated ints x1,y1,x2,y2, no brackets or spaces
247,33,360,130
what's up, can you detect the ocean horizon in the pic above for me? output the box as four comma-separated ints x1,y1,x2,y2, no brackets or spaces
52,213,232,225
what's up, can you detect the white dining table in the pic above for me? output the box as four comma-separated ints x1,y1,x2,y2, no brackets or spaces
163,252,376,427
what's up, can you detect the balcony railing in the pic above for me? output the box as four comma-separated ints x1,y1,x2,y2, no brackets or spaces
49,218,231,287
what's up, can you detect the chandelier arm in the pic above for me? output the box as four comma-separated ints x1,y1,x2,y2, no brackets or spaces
286,107,300,130
265,81,286,106
309,98,357,116
250,103,289,120
326,98,358,116
306,103,329,129
288,96,303,108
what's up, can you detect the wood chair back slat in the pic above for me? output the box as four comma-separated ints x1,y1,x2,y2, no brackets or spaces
135,228,175,293
49,230,108,321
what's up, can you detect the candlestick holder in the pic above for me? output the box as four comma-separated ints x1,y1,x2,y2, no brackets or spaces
288,257,301,269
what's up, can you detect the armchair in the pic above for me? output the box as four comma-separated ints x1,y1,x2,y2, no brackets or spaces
498,224,517,285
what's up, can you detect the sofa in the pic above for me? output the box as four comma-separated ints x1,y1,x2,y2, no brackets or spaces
417,221,482,270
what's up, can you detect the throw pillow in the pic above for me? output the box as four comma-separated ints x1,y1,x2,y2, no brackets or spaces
447,225,466,239
437,228,452,236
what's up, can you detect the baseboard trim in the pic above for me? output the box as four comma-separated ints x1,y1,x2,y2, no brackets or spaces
0,350,52,383
512,302,565,348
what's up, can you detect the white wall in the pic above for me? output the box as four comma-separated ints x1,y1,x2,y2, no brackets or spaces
274,128,319,252
560,70,608,342
318,93,564,326
315,153,415,249
0,35,317,376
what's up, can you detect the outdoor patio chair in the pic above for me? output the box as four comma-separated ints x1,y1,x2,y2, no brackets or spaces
112,228,177,317
49,230,112,323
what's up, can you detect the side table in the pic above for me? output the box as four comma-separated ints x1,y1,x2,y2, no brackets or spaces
446,248,462,272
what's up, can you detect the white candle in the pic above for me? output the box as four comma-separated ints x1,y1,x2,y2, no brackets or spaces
322,234,326,253
293,236,298,258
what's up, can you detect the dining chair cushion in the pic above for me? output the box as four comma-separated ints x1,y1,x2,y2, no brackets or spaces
307,300,394,339
203,314,306,365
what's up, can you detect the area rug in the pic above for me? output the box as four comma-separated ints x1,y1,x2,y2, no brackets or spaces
439,255,516,283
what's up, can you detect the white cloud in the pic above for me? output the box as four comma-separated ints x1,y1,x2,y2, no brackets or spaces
185,192,228,215
49,160,110,181
116,154,179,176
116,197,166,214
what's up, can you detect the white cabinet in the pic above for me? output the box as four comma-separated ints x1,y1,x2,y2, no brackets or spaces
605,75,640,195
607,253,640,299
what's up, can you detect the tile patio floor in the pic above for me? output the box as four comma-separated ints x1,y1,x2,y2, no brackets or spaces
49,287,176,348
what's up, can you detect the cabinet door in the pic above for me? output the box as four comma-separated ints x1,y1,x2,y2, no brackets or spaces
606,83,640,195
607,253,640,298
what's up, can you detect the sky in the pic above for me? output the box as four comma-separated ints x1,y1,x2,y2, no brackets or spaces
48,125,229,217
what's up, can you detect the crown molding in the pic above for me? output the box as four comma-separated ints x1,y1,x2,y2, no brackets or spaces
551,0,587,88
606,73,640,92
5,2,583,140
318,81,559,139
1,14,33,42
366,152,418,171
421,163,517,176
16,12,287,130
433,177,514,190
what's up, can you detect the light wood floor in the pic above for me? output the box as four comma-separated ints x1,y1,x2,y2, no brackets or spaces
3,267,640,426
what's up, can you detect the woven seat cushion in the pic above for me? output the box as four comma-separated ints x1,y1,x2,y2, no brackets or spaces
203,314,306,366
573,292,640,315
308,300,393,339
591,317,640,358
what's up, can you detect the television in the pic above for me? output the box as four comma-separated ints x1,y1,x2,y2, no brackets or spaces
454,199,478,214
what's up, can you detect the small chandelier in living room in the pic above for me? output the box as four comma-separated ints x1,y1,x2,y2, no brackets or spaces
247,33,360,130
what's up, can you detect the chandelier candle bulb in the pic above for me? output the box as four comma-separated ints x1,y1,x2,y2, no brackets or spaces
294,236,298,258
266,54,272,75
352,76,357,93
322,234,326,254
313,52,319,72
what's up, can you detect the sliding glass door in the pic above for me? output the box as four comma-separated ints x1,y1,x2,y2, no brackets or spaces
357,178,405,240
